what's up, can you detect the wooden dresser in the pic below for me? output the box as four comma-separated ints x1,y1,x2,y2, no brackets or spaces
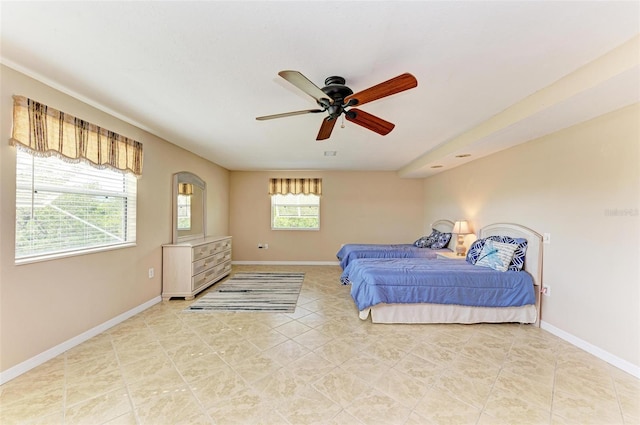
162,236,232,300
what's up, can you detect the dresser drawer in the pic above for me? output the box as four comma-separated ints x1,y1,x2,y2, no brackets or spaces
217,260,232,277
192,267,218,291
192,255,215,276
192,239,232,261
192,242,217,261
219,238,232,252
218,249,231,263
191,250,231,275
192,260,232,291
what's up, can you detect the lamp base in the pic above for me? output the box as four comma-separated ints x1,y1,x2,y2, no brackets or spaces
456,234,466,256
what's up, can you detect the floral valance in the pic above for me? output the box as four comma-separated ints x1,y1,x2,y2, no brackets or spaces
268,178,322,196
10,95,143,176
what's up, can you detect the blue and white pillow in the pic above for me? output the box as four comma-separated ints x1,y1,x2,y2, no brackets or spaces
487,236,528,271
430,232,452,249
466,239,485,264
475,240,518,272
413,236,430,248
466,236,528,271
414,229,441,248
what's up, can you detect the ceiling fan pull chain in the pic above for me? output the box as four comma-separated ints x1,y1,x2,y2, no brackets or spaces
341,115,345,129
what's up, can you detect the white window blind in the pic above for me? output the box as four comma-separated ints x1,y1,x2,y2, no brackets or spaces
271,193,320,230
15,150,136,261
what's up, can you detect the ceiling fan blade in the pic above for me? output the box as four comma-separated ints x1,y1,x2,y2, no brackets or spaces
256,109,323,121
345,109,395,136
344,73,417,107
279,70,332,104
316,117,337,141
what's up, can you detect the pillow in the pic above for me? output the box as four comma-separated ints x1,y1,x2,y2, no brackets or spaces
466,236,528,271
430,232,452,249
413,236,430,248
486,236,528,271
414,229,440,248
475,240,518,272
466,238,485,264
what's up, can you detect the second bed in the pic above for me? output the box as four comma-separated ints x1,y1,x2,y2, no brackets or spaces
336,219,456,269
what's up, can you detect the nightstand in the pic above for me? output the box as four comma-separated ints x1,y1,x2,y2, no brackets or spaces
436,252,466,260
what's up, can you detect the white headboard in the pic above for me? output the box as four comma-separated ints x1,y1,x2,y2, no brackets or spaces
430,219,454,233
430,219,456,250
479,223,543,325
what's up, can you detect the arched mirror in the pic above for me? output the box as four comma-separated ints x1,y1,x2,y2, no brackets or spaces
172,172,206,243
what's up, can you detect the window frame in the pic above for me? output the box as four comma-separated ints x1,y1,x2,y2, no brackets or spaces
270,193,320,231
15,149,137,265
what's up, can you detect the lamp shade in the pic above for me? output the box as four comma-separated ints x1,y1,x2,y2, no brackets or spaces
452,220,471,234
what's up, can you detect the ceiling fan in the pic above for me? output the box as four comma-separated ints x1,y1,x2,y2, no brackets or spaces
256,70,418,141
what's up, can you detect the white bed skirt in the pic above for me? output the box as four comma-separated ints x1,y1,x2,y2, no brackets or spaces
359,303,538,325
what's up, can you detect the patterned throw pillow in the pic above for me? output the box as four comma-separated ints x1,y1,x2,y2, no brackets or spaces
414,229,441,248
466,238,485,265
486,236,528,271
466,236,528,271
475,240,518,272
430,232,452,249
413,236,430,248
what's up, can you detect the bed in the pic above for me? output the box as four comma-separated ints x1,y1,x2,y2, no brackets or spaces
343,223,543,327
336,219,456,269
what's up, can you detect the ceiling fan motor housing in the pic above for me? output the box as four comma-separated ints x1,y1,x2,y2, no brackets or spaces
321,76,353,102
320,76,353,118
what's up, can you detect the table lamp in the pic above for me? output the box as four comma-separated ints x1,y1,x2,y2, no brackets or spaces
452,220,472,256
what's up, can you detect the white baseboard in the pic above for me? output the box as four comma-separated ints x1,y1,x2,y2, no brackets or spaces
540,320,640,378
232,260,340,266
0,296,162,385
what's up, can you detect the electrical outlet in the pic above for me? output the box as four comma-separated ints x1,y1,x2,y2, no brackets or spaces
257,244,263,249
264,243,269,249
542,285,551,296
148,267,154,279
543,233,551,244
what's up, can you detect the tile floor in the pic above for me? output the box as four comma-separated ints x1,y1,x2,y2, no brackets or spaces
1,265,638,425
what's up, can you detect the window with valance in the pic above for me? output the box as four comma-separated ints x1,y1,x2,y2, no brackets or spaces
11,95,141,262
269,178,322,230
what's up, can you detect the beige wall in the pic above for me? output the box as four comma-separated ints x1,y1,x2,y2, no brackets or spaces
422,104,640,367
0,65,229,372
229,171,425,262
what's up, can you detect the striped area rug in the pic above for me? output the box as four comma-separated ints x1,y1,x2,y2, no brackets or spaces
184,272,305,313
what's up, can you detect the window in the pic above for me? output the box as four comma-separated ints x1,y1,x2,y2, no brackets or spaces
176,194,191,230
15,150,137,262
271,193,320,230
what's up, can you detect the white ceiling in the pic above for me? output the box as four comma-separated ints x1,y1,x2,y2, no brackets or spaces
1,1,638,178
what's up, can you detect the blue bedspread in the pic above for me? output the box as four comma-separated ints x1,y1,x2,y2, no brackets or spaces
343,258,535,311
336,243,447,269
